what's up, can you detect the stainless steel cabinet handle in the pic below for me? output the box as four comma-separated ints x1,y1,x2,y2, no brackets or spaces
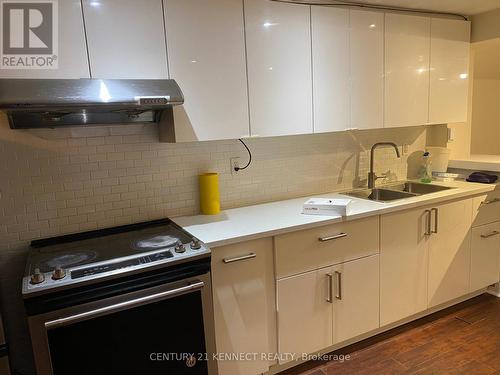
318,233,348,242
335,271,342,300
481,231,500,239
326,273,333,303
44,280,204,329
223,253,256,264
431,208,438,234
481,198,500,206
425,209,432,236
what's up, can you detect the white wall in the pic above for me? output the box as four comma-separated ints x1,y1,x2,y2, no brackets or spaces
447,9,500,158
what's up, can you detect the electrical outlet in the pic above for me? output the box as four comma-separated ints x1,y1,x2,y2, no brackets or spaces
230,157,241,175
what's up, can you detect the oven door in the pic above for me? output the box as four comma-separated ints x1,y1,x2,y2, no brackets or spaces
28,272,216,375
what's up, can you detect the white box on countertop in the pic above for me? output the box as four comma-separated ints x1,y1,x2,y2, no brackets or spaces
302,198,352,216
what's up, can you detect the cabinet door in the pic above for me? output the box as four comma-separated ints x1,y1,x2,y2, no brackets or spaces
245,0,312,137
311,6,349,133
0,0,89,78
164,0,249,141
277,267,332,362
82,0,168,79
428,199,472,307
470,222,500,291
429,18,470,124
380,208,429,326
211,238,276,375
350,10,384,129
385,13,430,127
332,255,380,343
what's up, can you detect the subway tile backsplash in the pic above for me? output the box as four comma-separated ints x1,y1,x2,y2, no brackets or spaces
0,116,427,252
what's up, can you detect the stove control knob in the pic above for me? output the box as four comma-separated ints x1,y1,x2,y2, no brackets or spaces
30,268,45,285
175,241,186,253
190,239,201,250
52,267,66,280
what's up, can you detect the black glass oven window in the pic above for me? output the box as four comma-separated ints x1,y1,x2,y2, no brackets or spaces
47,291,208,375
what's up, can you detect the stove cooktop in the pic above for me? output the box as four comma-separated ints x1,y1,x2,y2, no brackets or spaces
22,219,210,296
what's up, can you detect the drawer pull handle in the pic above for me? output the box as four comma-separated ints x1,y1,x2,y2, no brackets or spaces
425,210,432,236
318,233,348,242
481,231,500,239
481,198,500,205
326,273,333,303
335,271,342,300
223,253,256,264
431,208,438,234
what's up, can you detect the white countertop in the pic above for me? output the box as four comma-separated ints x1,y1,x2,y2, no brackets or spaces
173,180,496,248
449,154,500,172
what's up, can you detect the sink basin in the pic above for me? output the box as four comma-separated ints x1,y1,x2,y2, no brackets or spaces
344,181,455,202
346,188,417,202
384,182,452,195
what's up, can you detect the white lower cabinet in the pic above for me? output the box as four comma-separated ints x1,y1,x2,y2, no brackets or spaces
277,254,380,363
211,238,276,375
381,198,473,325
331,255,380,344
470,222,500,291
277,267,333,361
380,207,430,326
427,199,472,307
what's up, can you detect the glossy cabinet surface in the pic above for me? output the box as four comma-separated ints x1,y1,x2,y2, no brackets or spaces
277,268,333,361
470,222,500,292
380,207,429,326
164,0,249,141
82,0,168,79
385,13,430,128
277,254,379,359
427,199,472,307
350,10,384,129
311,7,349,133
429,18,470,124
0,0,89,79
331,255,380,344
211,238,276,375
245,0,313,137
274,216,379,279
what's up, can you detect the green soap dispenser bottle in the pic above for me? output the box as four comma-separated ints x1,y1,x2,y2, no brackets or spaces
420,151,432,183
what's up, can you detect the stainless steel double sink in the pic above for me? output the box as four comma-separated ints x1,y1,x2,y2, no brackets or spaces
345,181,454,202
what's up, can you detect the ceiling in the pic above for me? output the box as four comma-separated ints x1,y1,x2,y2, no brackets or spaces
350,0,500,15
283,0,500,16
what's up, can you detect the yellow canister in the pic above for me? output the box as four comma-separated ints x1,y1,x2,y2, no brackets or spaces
199,173,221,215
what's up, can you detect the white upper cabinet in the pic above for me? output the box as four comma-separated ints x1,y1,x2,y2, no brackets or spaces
163,0,249,141
349,10,384,129
385,13,430,128
311,7,349,133
429,18,471,124
0,0,89,79
245,0,312,137
82,0,168,79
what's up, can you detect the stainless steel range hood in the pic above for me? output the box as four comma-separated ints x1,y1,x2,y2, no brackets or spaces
0,79,184,129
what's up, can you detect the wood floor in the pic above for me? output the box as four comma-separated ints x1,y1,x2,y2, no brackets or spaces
283,293,500,375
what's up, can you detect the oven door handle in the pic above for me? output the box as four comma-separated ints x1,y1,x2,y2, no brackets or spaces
44,280,205,330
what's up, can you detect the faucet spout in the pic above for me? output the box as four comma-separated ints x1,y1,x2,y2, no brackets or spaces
368,142,401,189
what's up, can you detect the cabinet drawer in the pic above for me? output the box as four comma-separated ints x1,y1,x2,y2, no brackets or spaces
274,216,379,278
470,222,500,291
472,189,500,227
